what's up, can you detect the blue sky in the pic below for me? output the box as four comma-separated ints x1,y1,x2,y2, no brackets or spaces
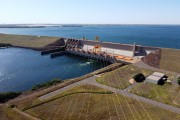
0,0,180,24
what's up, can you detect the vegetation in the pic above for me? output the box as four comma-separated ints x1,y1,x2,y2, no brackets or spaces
34,63,122,95
0,92,21,103
96,65,153,89
23,91,113,111
0,43,12,47
160,48,180,73
23,85,112,111
0,105,31,120
132,73,145,82
31,79,63,91
7,63,121,111
24,84,180,120
2,84,180,119
178,77,180,85
130,81,180,107
0,34,59,48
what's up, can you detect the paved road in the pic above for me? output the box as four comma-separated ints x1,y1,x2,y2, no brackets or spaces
39,76,180,114
39,77,93,100
87,76,180,114
123,82,138,91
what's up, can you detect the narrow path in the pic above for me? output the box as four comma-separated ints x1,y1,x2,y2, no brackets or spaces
87,76,180,114
39,77,92,100
13,108,41,120
4,104,41,120
123,82,137,91
39,76,180,114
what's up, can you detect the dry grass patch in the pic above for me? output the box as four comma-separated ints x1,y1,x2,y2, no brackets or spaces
0,105,31,120
96,65,153,89
26,91,180,120
160,48,180,73
130,83,180,107
0,34,59,48
10,84,112,112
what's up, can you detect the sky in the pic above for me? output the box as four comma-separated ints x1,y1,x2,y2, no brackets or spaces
0,0,180,24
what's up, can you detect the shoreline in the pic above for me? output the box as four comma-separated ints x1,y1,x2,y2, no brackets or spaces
0,34,180,93
1,33,180,50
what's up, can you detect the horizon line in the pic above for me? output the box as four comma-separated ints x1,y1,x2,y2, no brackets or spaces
0,23,180,26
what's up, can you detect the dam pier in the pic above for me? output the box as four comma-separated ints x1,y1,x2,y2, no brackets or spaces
41,37,160,65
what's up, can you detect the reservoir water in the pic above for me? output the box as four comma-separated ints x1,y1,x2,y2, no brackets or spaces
0,48,109,92
0,25,180,92
0,25,180,49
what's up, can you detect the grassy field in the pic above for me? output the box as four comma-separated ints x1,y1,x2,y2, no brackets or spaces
96,65,153,89
160,48,180,73
0,34,59,48
23,84,180,120
7,63,122,111
19,85,112,111
0,105,31,120
130,82,180,107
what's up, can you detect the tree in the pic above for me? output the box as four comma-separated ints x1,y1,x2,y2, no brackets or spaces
133,73,145,82
95,36,99,42
178,77,180,85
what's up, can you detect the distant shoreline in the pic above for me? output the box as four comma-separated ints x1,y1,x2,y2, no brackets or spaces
0,24,180,28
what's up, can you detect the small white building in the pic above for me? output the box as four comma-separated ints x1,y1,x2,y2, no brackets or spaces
146,72,165,84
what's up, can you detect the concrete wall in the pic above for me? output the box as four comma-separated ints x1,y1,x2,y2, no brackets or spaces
65,38,159,57
79,40,134,51
146,78,159,84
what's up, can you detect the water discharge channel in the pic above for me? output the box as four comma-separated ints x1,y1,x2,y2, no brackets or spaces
0,48,109,92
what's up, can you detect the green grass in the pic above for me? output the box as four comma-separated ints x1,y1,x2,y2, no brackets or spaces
96,65,153,89
31,79,63,91
9,84,111,111
160,48,180,73
22,85,113,111
130,83,180,107
25,85,180,120
0,34,59,48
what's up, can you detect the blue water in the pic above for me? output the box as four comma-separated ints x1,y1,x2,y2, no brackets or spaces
0,25,180,49
0,25,180,92
0,48,108,92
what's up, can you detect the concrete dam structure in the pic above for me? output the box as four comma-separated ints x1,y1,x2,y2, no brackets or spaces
40,37,160,65
64,38,159,64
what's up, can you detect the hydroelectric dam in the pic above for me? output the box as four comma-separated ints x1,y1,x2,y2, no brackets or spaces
41,37,160,66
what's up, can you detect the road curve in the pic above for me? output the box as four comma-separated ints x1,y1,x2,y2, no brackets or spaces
39,76,180,114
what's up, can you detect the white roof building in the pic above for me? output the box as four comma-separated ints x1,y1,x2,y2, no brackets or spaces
146,72,165,84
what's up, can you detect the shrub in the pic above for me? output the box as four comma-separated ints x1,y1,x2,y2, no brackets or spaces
178,77,180,85
133,73,145,82
9,104,16,108
31,79,63,91
0,43,12,47
0,92,21,103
